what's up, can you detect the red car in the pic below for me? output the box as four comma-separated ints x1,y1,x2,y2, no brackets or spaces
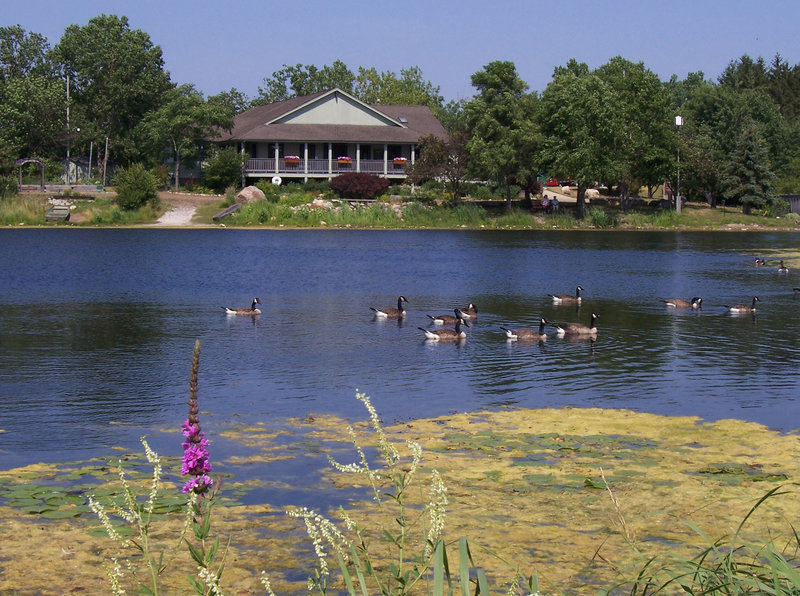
545,178,559,187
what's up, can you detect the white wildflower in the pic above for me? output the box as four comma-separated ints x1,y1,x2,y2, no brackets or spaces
198,566,224,595
141,438,161,513
89,495,129,545
425,469,448,558
260,571,277,596
103,556,126,596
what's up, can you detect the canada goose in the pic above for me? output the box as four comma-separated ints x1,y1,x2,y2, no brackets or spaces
500,318,548,341
794,287,800,294
778,260,789,274
418,317,468,341
663,297,702,309
550,286,583,304
427,308,468,325
222,298,261,316
724,296,760,314
755,258,766,266
370,296,408,318
552,313,599,337
460,303,478,319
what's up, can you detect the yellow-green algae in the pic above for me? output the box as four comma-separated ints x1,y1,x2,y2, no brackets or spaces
1,406,800,594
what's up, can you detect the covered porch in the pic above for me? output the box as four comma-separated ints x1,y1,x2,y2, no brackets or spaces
241,141,415,182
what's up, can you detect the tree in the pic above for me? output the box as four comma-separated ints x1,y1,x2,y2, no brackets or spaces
539,62,625,218
0,25,51,85
254,60,356,104
597,57,674,199
354,65,443,108
0,74,66,158
466,61,535,207
722,123,775,213
207,87,250,117
53,14,172,164
138,84,233,191
406,131,470,203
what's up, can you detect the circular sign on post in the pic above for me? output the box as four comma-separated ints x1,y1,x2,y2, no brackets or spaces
271,176,282,186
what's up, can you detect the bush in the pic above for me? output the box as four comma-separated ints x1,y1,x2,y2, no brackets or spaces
114,163,159,211
0,175,18,199
329,172,390,200
203,147,246,193
254,179,280,203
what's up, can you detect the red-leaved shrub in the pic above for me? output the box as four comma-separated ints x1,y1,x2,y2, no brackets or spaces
329,173,390,200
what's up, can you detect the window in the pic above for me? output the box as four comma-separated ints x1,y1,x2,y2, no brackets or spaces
333,143,348,158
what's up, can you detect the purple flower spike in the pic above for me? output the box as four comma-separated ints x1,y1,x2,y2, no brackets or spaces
180,341,213,495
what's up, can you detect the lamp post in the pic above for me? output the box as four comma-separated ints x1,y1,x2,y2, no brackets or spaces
675,115,683,214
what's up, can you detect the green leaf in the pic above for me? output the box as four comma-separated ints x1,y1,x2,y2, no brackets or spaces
187,542,205,566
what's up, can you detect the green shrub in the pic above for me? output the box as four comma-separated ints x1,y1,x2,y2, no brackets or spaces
203,147,246,192
0,175,18,199
329,172,390,200
254,179,280,203
114,164,159,211
278,192,313,207
586,206,617,228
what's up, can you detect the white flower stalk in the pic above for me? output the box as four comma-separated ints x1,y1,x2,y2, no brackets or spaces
260,571,277,596
89,495,130,546
198,566,224,595
404,440,422,488
288,507,351,579
102,556,126,596
356,391,399,467
425,470,448,558
141,438,161,514
115,462,139,524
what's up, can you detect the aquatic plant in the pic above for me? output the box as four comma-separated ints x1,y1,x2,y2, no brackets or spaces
87,339,226,596
262,390,538,595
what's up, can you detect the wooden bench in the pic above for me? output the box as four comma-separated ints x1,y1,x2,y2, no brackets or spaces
45,205,71,222
212,203,241,221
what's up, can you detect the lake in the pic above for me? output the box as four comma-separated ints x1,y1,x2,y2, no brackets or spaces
1,228,799,472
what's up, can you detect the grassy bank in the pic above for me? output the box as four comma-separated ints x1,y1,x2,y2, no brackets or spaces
4,188,800,230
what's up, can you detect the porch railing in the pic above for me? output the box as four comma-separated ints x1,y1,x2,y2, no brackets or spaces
245,158,408,177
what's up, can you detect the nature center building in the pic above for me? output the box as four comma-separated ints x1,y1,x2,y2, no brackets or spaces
217,88,447,184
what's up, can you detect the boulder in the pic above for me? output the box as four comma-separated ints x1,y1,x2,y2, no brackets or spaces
236,185,266,204
561,186,572,195
585,188,600,199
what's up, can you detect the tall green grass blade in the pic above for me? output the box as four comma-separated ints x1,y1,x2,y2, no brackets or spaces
459,538,470,596
433,540,445,596
336,551,357,596
475,568,489,594
348,544,370,596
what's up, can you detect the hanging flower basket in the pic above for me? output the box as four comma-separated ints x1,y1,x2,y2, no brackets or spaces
284,156,300,165
337,156,352,166
393,157,407,168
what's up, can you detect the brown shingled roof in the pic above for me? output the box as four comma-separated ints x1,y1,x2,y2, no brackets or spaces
216,89,447,144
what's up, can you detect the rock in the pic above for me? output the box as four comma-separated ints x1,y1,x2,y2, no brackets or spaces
561,186,572,195
585,188,600,199
236,185,266,204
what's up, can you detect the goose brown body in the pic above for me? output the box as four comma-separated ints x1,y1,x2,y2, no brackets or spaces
550,285,583,304
663,297,702,309
222,298,261,316
427,308,468,325
418,318,468,341
500,318,548,341
724,296,760,314
370,296,408,318
553,313,598,337
460,303,478,319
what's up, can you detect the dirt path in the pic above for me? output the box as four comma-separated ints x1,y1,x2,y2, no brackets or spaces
153,191,221,226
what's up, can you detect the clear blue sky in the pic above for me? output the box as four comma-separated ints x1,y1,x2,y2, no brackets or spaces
9,0,800,102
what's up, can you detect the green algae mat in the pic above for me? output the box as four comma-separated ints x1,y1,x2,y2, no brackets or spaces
2,406,800,594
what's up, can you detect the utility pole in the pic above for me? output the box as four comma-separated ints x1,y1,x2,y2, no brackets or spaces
675,115,683,215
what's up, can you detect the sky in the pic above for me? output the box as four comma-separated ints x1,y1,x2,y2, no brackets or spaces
8,0,800,103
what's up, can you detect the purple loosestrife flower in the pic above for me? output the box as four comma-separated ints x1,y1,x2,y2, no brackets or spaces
181,340,213,495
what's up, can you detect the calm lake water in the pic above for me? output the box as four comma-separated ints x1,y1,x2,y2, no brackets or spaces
1,228,799,473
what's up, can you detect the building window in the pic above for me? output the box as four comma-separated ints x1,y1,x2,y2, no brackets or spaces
388,145,402,159
333,143,348,158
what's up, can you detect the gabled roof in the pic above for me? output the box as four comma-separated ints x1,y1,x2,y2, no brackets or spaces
217,88,446,144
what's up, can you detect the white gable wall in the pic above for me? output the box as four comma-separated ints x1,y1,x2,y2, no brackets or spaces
277,92,398,127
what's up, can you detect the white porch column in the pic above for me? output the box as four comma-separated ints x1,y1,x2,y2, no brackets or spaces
241,142,246,187
274,143,279,174
303,143,308,175
356,143,361,172
328,143,333,176
383,144,388,176
411,145,416,165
